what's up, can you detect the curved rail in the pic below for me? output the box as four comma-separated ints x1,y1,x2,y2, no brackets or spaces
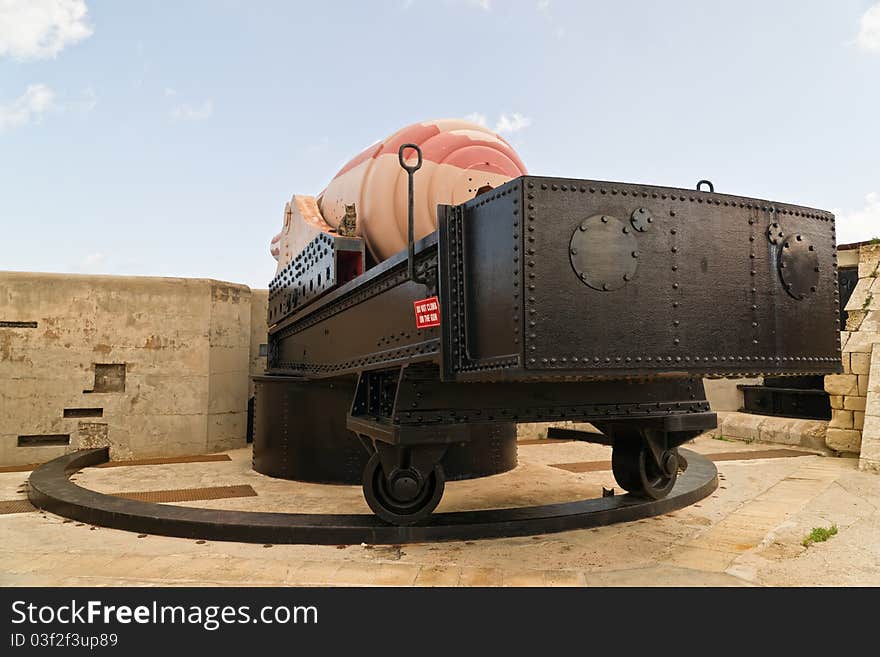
28,447,717,545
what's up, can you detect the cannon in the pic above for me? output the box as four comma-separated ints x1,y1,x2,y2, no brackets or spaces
254,118,841,525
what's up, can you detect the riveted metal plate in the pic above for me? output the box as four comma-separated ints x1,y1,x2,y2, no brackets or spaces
767,221,785,245
267,233,441,378
779,234,820,300
522,176,839,377
268,232,364,325
569,215,638,291
631,207,653,232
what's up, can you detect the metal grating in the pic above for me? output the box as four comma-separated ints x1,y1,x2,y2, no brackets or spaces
0,486,255,514
0,453,233,473
704,449,816,462
551,448,814,474
64,408,104,418
0,499,36,515
552,460,613,473
97,454,232,468
0,463,42,473
113,485,257,503
517,438,575,446
17,434,70,447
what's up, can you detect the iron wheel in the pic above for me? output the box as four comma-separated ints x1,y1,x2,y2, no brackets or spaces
362,453,445,526
612,434,678,500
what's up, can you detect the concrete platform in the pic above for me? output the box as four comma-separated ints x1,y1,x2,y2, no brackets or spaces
2,435,878,587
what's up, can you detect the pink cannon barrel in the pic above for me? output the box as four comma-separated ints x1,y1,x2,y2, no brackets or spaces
316,119,528,262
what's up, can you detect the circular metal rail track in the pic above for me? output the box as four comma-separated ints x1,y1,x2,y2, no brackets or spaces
27,447,717,545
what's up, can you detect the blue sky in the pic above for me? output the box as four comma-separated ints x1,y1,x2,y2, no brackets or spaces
1,0,878,288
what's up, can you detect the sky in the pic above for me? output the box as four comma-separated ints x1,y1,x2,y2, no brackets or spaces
1,0,878,288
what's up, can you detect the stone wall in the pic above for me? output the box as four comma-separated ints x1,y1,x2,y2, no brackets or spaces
248,289,269,399
703,377,761,412
0,272,268,466
825,243,880,468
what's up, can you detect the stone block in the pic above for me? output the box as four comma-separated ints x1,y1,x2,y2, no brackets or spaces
855,411,865,431
756,416,827,451
830,394,844,409
859,375,869,396
859,415,880,469
870,348,880,393
859,258,880,279
858,243,880,273
846,311,866,332
861,311,880,333
837,247,860,268
841,353,851,374
825,374,859,396
829,410,853,429
859,458,880,473
843,331,880,354
757,416,794,445
844,279,873,313
825,428,862,454
844,395,866,411
792,420,831,452
717,412,764,442
851,352,872,375
869,395,880,418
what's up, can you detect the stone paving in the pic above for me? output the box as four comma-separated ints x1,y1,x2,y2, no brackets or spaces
2,435,879,587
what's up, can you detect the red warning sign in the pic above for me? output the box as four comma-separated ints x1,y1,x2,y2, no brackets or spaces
413,296,441,329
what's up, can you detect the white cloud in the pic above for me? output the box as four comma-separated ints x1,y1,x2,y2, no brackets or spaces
856,4,880,52
0,83,55,133
170,99,214,122
536,0,565,39
465,111,532,135
833,192,880,244
464,112,487,127
0,83,95,133
494,112,531,134
0,0,93,60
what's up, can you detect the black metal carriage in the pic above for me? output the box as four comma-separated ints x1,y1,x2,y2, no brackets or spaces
254,145,840,525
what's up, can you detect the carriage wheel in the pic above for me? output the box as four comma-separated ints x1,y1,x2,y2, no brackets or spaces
362,453,445,525
611,434,678,500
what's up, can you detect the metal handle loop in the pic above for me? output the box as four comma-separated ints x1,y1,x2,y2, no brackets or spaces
398,143,423,173
696,180,715,193
398,143,424,284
